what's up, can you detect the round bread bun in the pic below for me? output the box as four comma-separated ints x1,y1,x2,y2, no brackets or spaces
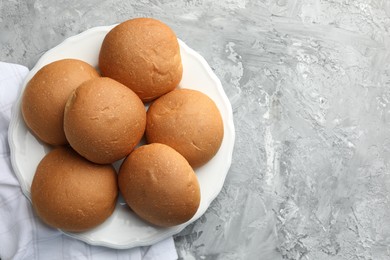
64,77,146,164
146,89,224,168
99,18,183,102
31,147,118,232
21,59,99,145
118,143,200,227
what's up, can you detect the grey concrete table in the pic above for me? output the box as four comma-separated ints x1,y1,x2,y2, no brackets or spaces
2,1,390,259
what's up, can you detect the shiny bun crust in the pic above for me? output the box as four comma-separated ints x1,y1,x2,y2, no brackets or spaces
21,59,99,145
118,143,200,227
146,89,224,168
31,147,118,232
99,18,183,102
64,77,146,164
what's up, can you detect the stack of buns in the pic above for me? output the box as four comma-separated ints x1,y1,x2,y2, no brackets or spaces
22,17,224,232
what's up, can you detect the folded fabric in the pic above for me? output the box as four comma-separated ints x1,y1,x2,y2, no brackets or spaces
0,61,178,260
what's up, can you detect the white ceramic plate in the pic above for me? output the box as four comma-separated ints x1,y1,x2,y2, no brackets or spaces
8,25,235,249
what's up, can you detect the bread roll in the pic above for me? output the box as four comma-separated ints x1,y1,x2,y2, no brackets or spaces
31,147,118,232
21,59,99,145
64,77,146,164
146,89,224,168
99,18,182,102
118,143,200,227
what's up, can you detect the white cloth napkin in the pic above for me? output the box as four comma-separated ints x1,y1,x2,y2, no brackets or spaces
0,62,178,260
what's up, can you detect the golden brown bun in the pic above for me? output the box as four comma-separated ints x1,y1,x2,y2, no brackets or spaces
64,77,146,164
118,143,200,227
99,18,183,102
21,59,99,145
31,147,118,232
146,89,224,168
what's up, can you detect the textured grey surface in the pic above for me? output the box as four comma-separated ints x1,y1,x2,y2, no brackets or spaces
2,0,390,259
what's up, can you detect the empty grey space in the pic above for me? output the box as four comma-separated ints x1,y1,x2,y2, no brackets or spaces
1,1,390,259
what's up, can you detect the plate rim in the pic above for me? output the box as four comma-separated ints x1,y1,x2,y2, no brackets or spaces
8,24,236,249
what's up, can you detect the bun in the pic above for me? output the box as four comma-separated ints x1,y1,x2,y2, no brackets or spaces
118,143,200,227
64,77,146,164
99,18,182,102
31,147,118,232
21,59,99,145
146,89,224,167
